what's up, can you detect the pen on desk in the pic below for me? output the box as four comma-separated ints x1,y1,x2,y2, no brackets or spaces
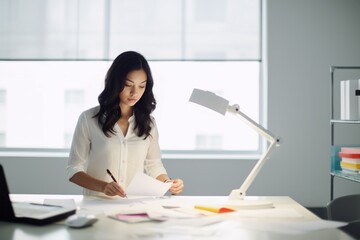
30,203,61,208
106,169,127,198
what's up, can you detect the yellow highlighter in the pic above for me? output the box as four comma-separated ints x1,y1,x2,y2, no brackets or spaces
194,205,235,214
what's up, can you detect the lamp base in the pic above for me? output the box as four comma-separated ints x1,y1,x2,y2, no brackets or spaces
225,199,273,209
226,189,273,209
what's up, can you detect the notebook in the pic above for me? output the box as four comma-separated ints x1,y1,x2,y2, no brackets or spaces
0,164,76,225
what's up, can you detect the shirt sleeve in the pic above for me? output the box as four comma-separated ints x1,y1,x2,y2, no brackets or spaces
66,111,91,179
144,118,168,178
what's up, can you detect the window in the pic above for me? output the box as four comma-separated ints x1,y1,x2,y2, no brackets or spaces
0,0,262,158
152,61,260,153
0,60,260,153
0,89,6,104
0,89,6,145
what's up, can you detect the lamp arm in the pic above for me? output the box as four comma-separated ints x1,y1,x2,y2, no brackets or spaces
229,140,278,200
227,104,277,142
227,104,280,200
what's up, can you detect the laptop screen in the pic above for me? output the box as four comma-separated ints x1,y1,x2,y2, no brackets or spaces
0,164,16,221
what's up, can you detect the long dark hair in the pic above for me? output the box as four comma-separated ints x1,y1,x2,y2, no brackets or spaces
94,51,156,139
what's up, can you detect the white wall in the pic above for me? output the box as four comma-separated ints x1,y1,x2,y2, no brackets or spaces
266,0,360,206
1,0,360,207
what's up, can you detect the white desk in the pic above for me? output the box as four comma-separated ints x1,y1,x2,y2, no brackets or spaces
0,194,354,240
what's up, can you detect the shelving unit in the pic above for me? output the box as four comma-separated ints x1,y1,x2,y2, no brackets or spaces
330,66,360,201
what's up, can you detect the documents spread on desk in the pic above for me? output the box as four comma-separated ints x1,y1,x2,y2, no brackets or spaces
39,172,350,237
39,194,349,237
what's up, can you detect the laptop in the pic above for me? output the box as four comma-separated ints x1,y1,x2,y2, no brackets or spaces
0,164,76,225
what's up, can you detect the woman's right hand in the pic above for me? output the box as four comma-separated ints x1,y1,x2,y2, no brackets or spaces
103,181,127,198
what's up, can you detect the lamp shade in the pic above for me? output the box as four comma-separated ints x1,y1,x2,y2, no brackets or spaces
189,88,229,116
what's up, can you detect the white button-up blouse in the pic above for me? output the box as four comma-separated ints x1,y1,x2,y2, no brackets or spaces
66,106,167,197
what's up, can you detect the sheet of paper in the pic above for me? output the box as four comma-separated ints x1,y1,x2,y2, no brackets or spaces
234,219,348,235
106,202,199,223
148,218,348,237
148,217,226,237
79,196,165,214
126,171,172,197
146,205,199,220
109,213,152,223
229,207,303,218
283,219,348,232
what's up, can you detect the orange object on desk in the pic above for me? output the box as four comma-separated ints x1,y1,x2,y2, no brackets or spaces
194,205,235,213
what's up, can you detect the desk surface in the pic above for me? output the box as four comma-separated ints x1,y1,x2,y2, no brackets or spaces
0,195,354,240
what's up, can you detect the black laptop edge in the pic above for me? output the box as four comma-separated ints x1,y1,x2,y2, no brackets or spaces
12,210,76,226
0,164,76,225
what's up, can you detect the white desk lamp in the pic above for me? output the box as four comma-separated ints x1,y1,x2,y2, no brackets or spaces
189,88,280,209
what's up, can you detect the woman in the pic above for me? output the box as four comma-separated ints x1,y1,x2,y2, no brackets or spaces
67,51,184,198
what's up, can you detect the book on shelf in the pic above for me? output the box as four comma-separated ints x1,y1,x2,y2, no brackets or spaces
338,147,360,173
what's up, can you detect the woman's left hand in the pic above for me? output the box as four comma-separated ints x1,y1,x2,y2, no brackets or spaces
168,179,184,195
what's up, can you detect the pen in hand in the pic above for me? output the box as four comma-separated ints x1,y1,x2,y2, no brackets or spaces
106,169,117,182
106,169,127,198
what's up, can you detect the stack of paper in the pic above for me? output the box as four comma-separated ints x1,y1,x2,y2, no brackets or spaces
339,147,360,173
